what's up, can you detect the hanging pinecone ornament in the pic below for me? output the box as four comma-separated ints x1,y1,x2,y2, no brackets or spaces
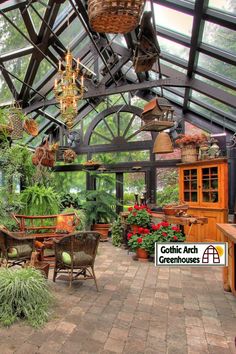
9,106,25,140
63,149,76,163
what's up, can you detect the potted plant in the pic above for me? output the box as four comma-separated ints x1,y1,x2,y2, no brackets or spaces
126,205,152,233
176,134,207,163
82,189,118,240
127,227,151,261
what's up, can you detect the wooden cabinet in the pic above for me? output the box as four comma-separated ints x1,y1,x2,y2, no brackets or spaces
179,158,228,242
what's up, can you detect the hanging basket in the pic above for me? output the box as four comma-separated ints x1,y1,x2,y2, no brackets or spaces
88,0,145,34
181,145,198,163
32,139,55,168
23,118,39,137
9,108,25,140
140,120,174,132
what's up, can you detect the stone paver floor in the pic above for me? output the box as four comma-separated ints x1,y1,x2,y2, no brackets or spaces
0,242,236,354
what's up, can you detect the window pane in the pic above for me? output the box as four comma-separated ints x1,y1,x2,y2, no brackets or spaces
208,0,236,15
191,90,236,116
28,1,49,33
194,74,236,97
202,22,236,55
4,55,31,93
156,168,179,206
197,53,236,83
53,171,86,194
154,4,193,36
0,9,30,54
158,37,190,61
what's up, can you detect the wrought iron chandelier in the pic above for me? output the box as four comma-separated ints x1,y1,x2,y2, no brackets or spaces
54,50,84,130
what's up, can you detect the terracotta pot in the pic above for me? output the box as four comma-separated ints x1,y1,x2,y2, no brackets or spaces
130,225,139,233
136,248,148,260
92,223,111,241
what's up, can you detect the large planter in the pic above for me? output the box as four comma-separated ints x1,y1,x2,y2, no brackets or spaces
181,145,198,163
92,223,111,241
136,248,149,262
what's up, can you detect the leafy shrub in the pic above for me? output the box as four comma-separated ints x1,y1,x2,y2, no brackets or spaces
60,193,81,210
126,205,152,227
0,267,53,327
111,217,123,247
156,184,179,207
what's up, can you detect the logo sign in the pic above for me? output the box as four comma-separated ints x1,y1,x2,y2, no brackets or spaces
155,243,228,267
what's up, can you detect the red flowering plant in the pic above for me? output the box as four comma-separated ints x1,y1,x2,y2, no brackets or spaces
127,227,152,252
175,134,208,147
126,205,152,228
151,221,185,243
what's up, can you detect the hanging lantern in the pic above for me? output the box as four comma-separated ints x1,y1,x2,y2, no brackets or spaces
153,132,174,154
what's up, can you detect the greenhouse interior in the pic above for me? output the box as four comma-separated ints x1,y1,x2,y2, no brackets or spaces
0,0,235,353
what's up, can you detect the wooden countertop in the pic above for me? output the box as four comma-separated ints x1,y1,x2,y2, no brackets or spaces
119,211,208,226
151,212,208,226
216,223,236,243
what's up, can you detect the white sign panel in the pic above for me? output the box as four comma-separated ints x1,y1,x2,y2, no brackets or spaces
155,243,228,267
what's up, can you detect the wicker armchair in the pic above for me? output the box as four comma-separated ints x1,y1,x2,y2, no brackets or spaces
53,232,100,290
0,226,35,267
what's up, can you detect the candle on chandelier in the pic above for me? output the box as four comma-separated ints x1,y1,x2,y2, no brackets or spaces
58,60,61,71
72,73,75,84
54,79,58,89
81,75,84,86
77,58,80,70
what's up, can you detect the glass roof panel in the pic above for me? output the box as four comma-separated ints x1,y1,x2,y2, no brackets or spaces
4,55,31,92
208,0,236,15
160,59,187,74
197,53,236,83
202,22,236,55
28,0,49,34
191,90,236,116
194,74,236,96
163,89,184,105
158,37,190,61
33,58,54,88
153,4,193,36
0,9,31,55
59,17,84,48
0,73,14,104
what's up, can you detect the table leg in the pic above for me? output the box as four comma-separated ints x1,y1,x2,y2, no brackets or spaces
222,234,231,292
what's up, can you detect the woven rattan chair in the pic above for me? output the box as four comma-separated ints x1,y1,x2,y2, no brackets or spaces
53,232,100,290
0,226,34,267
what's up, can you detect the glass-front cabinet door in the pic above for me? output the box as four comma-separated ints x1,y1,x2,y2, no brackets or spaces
200,166,219,206
183,168,198,203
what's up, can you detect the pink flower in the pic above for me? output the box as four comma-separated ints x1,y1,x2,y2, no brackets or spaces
143,228,150,234
137,237,143,244
134,205,140,210
127,233,133,239
128,207,133,212
162,232,167,237
173,236,178,241
152,224,160,231
172,226,180,232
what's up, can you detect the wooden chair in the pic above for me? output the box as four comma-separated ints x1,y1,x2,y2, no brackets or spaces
53,232,100,290
0,226,35,267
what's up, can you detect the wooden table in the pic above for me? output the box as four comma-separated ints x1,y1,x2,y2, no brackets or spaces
216,223,236,296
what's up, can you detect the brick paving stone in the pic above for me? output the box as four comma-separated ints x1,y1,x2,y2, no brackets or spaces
205,333,230,348
129,326,148,340
104,338,125,353
14,342,39,354
109,327,129,340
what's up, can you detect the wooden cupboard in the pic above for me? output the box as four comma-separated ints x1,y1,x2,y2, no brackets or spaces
179,158,228,242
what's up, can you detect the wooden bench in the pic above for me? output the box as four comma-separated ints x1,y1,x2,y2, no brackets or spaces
12,213,79,238
12,213,80,261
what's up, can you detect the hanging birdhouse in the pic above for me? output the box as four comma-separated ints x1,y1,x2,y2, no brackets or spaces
140,97,175,132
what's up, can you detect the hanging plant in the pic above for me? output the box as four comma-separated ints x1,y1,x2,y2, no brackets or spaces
0,108,13,139
63,149,76,163
9,103,26,140
23,118,39,137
